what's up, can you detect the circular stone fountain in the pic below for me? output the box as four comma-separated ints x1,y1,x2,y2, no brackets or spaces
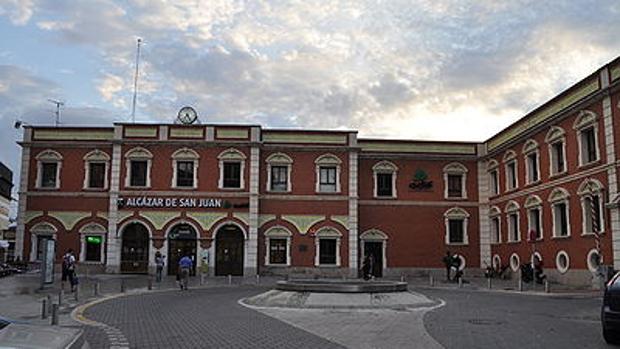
275,279,408,293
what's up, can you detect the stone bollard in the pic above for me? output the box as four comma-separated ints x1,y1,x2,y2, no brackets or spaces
51,304,59,325
228,274,232,285
400,275,405,282
487,277,492,289
120,279,126,293
256,275,260,285
518,278,523,292
458,277,463,288
429,274,434,287
58,290,63,306
47,294,52,313
74,286,79,302
94,282,100,297
544,280,550,293
41,298,48,319
148,278,153,291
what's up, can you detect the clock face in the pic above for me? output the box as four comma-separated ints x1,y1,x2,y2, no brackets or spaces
177,106,198,124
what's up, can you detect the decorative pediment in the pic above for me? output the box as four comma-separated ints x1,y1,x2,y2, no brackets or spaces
504,200,520,213
30,222,58,234
487,159,499,171
489,206,501,216
577,178,604,195
524,195,543,208
265,152,293,164
315,154,342,165
444,207,470,218
372,160,398,172
573,110,598,130
83,149,110,161
217,148,246,160
125,147,153,159
502,150,517,163
545,126,565,143
79,223,107,234
314,227,342,238
36,149,63,161
548,187,570,203
443,162,468,174
522,139,539,154
171,147,199,160
264,226,293,238
360,229,388,241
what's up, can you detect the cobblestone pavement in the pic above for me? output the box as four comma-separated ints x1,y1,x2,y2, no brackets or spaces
82,286,344,349
419,287,611,349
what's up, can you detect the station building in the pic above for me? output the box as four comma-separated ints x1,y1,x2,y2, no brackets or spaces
14,57,620,286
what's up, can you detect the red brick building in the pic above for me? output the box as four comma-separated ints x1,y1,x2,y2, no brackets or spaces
15,57,620,286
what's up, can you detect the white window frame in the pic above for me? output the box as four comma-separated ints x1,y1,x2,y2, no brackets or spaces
124,147,153,188
487,160,499,196
549,187,571,238
578,178,605,235
83,149,110,190
524,195,543,241
35,149,63,189
218,148,246,190
265,153,293,193
545,126,567,177
359,229,388,273
489,206,501,244
586,248,602,273
505,200,520,242
555,250,570,274
503,150,518,192
443,162,468,199
314,227,342,267
79,223,106,264
522,139,540,185
444,207,469,245
372,160,398,198
314,154,342,193
171,148,200,189
29,222,57,262
573,110,600,167
509,253,520,272
264,226,292,266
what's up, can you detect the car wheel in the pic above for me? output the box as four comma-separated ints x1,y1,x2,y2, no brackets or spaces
604,328,620,344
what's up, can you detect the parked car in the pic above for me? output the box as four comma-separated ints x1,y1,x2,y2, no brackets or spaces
0,316,89,348
602,271,620,344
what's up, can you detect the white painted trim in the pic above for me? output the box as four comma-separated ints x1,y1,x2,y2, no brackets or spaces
264,226,292,267
574,111,601,167
510,253,520,272
586,248,601,273
555,250,570,274
443,162,468,199
314,154,342,194
372,160,398,198
506,211,520,242
527,206,543,240
124,147,153,189
314,227,342,267
547,138,568,177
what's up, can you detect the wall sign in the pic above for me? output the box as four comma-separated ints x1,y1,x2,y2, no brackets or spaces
409,169,433,190
117,197,249,209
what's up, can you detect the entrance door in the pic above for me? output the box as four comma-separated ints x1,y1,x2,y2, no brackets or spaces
120,223,149,274
167,224,197,276
363,241,383,277
215,225,244,276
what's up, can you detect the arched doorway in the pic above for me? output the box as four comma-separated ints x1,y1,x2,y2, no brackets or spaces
360,229,388,278
167,223,197,276
215,224,244,276
120,223,150,274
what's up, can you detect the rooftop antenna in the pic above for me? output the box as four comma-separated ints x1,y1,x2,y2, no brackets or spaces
47,99,64,126
130,37,142,123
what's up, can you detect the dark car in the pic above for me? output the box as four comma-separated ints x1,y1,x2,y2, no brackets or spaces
602,272,620,343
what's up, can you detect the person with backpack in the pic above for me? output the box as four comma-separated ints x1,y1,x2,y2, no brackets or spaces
178,254,193,291
61,249,77,292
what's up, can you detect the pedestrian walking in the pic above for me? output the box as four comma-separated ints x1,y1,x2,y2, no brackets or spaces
155,252,165,282
178,254,193,290
61,249,77,292
362,254,371,280
442,251,452,281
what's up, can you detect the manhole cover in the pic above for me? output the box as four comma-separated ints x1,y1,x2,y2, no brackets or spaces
468,319,504,326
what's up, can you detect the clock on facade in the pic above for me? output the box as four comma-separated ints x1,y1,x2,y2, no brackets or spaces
177,106,198,125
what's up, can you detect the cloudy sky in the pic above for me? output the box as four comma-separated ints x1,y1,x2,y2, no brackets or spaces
1,0,620,214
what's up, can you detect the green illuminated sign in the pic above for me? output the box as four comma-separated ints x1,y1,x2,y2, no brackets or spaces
86,236,103,244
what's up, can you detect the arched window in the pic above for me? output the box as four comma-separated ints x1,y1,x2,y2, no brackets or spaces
79,223,107,263
218,148,246,189
489,206,501,244
548,188,571,238
444,207,469,245
373,161,398,198
171,148,200,189
125,147,153,188
264,226,292,266
545,126,567,176
524,195,543,240
265,153,293,192
83,150,110,189
29,222,57,262
573,110,600,166
522,139,540,184
315,154,342,193
503,150,518,191
443,162,468,199
35,149,63,189
314,227,342,266
577,178,605,235
487,159,500,196
505,200,520,242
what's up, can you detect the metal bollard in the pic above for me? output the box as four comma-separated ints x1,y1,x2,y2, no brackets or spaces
120,279,126,293
429,274,434,287
47,294,52,313
51,304,59,325
458,277,463,288
74,286,79,302
518,279,523,292
94,282,100,297
544,280,550,293
256,274,260,285
487,277,492,289
148,278,152,291
58,290,63,306
228,274,232,285
41,298,48,319
401,275,405,282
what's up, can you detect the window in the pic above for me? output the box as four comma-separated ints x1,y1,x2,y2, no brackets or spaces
574,110,599,166
373,161,397,198
555,250,570,274
314,227,342,266
218,148,246,190
524,195,543,240
125,147,153,188
546,126,567,176
319,166,337,192
79,223,106,263
505,200,520,242
88,163,106,188
223,162,241,188
172,148,199,189
176,161,194,187
35,150,62,189
487,160,499,196
266,153,293,192
444,163,467,199
264,226,292,266
506,162,517,190
587,249,601,273
85,236,103,262
444,207,469,245
315,154,342,193
523,139,540,185
83,149,110,189
489,206,501,244
510,253,520,272
269,239,287,264
28,222,57,262
578,178,605,235
549,187,570,238
552,142,566,173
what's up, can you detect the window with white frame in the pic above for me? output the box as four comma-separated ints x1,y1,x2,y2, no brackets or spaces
79,223,106,263
265,153,293,192
443,163,467,199
549,187,570,237
505,201,520,242
503,151,518,191
444,207,469,245
125,147,153,188
264,226,292,266
524,195,543,240
487,160,500,196
489,206,501,244
35,150,62,189
29,222,57,262
218,148,246,189
555,250,570,273
83,150,109,189
171,148,199,189
373,160,397,198
522,139,540,184
315,154,342,193
578,178,605,235
314,227,342,266
574,110,600,166
545,126,567,176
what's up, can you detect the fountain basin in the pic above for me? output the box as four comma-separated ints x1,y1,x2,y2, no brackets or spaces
275,279,408,293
